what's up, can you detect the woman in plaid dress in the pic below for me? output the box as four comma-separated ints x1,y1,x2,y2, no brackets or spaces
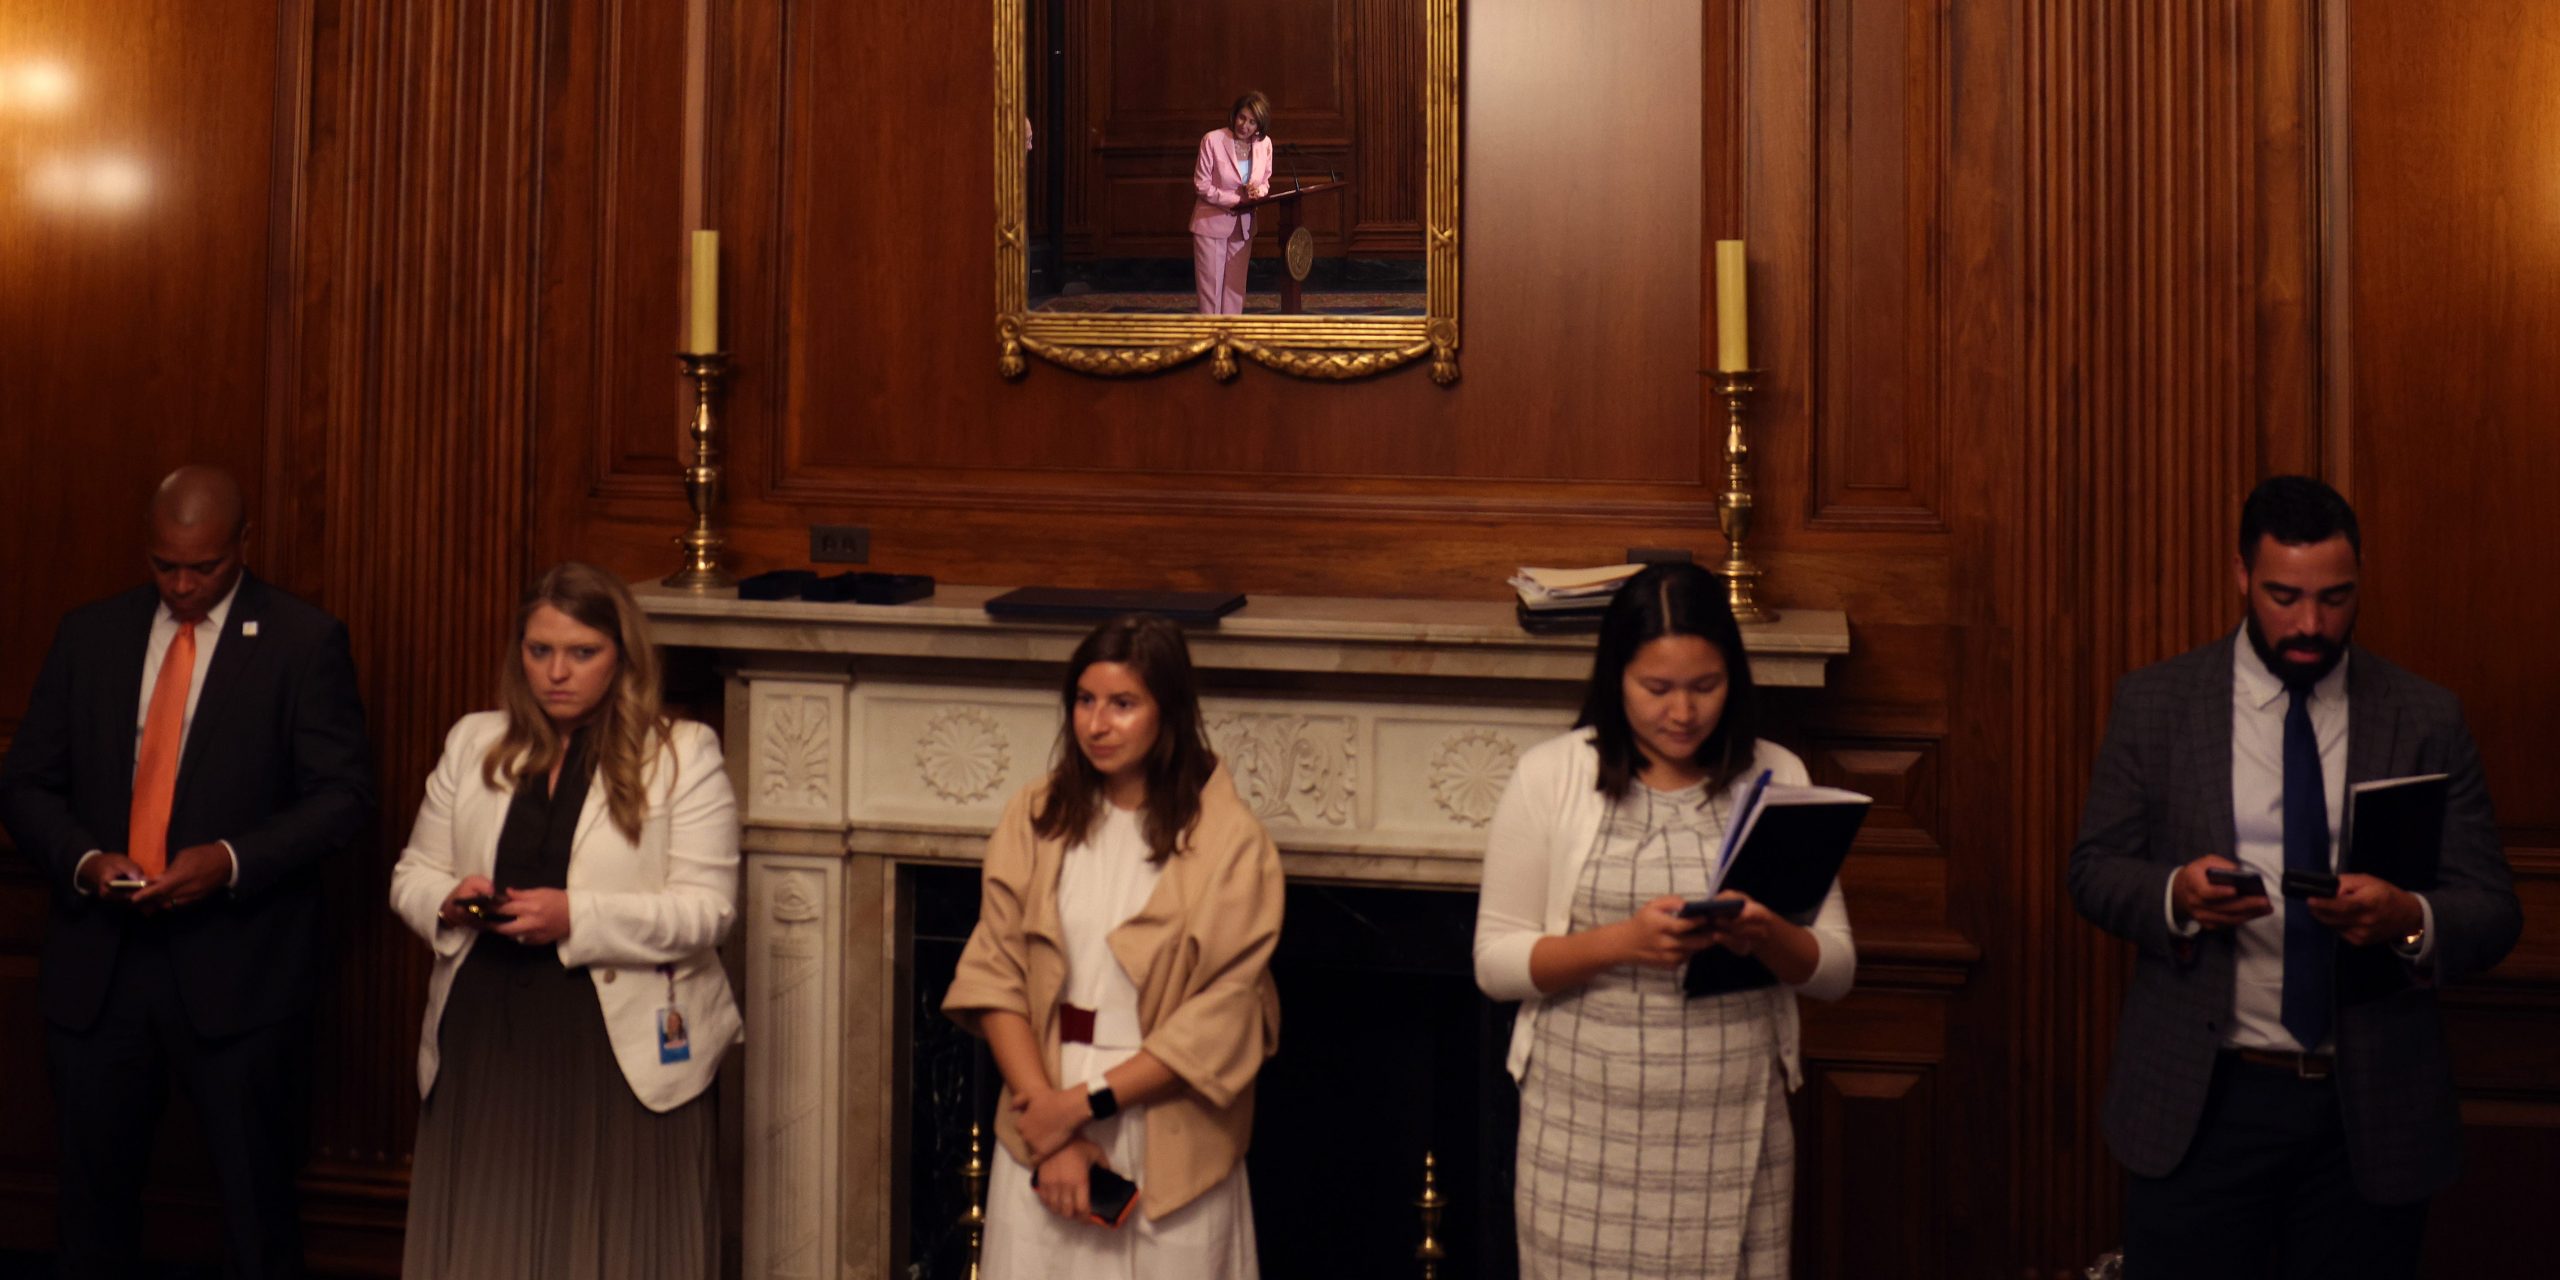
1474,564,1856,1279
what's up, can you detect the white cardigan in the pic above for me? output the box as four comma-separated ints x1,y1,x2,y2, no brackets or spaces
1472,729,1855,1086
388,711,743,1112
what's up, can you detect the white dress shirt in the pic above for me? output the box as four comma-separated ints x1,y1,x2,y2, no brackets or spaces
2161,631,2433,1053
74,578,244,889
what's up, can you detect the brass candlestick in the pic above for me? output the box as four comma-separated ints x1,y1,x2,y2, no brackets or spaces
960,1121,990,1280
664,351,735,590
1413,1150,1447,1280
1711,368,1776,623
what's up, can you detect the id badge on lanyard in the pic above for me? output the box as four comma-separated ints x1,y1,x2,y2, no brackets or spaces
655,962,691,1063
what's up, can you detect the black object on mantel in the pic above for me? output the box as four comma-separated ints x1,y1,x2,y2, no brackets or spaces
1514,601,1608,635
737,570,818,601
983,587,1247,627
808,571,935,605
736,569,935,605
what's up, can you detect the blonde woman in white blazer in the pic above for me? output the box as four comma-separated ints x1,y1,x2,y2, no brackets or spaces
389,563,741,1280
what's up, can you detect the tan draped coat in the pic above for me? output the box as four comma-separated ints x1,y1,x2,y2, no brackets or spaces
942,766,1284,1220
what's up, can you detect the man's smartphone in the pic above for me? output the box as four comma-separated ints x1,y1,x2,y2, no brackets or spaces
2281,868,2340,900
456,894,514,924
103,876,147,894
1678,896,1747,923
2205,866,2267,898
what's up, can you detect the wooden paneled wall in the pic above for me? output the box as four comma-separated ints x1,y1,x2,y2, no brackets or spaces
0,0,290,1251
2337,2,2560,1273
1,1,2552,1276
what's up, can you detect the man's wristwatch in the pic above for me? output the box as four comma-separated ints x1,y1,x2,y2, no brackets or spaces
1086,1080,1120,1121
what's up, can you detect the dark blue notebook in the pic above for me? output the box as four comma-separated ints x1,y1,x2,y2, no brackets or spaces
1683,779,1871,998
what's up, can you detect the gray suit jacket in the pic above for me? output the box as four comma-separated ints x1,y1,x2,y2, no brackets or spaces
2066,633,2519,1204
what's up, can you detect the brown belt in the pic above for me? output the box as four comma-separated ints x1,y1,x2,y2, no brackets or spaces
1059,1003,1098,1045
2230,1047,2334,1080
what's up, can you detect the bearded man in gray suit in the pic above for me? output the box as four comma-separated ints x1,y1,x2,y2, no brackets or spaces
2067,475,2520,1280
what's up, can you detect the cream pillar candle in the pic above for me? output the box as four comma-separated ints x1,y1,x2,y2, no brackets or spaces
1715,239,1748,372
686,229,720,354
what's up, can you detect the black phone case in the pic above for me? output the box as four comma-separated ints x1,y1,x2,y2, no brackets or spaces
2281,867,2340,899
1085,1165,1139,1227
1030,1163,1140,1228
2206,867,2267,895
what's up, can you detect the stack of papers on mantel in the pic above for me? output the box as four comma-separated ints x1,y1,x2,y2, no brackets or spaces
1510,563,1645,634
1509,563,1645,611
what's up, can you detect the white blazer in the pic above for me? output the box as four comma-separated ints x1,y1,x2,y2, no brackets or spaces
1471,729,1855,1086
389,710,743,1112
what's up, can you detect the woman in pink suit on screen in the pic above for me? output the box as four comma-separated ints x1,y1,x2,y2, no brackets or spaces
1191,91,1274,315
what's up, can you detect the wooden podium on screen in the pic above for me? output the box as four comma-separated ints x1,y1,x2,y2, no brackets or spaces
1234,178,1349,314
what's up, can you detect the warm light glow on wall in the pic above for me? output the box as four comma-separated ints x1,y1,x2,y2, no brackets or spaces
0,59,79,114
26,152,151,211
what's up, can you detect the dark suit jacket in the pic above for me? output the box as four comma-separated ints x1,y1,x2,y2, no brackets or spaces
0,573,374,1037
2067,632,2520,1204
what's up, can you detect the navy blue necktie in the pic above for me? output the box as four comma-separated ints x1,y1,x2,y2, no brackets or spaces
2281,686,2334,1050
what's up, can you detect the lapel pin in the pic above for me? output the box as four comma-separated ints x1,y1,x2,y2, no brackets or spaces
242,621,260,637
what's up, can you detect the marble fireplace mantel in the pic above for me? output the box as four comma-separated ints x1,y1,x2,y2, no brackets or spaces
634,584,1848,1280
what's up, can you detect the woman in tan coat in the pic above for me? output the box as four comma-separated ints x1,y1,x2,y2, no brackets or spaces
944,614,1283,1280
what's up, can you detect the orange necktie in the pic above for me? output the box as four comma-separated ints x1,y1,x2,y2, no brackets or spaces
128,619,198,876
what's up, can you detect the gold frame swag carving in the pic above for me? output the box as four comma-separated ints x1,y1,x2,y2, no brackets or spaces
992,0,1461,384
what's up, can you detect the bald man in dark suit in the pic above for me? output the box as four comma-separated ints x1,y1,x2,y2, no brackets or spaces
1,467,373,1278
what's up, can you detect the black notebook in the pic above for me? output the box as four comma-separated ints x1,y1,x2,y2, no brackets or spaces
983,587,1246,626
2337,772,2451,1005
2342,773,2450,890
1683,772,1871,998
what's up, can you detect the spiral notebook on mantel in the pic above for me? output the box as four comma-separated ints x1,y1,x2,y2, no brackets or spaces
982,587,1247,626
1684,772,1871,999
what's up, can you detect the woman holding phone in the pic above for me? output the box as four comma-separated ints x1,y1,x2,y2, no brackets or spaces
1472,562,1855,1279
944,614,1283,1279
388,563,741,1278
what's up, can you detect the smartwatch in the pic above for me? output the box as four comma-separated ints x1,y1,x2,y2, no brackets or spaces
1086,1078,1120,1121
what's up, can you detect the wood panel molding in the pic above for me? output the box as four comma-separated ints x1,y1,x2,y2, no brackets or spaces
1796,1063,1941,1280
540,0,697,499
2010,1,2277,1271
1808,0,1945,531
1809,736,1943,856
282,0,553,1259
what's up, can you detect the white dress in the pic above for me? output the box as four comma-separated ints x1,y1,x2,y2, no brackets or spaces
980,806,1262,1280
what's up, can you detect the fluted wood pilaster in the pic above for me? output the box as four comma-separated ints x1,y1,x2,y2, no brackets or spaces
2012,2,2285,1272
280,0,549,1238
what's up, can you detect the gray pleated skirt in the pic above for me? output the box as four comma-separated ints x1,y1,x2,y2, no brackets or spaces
403,945,719,1280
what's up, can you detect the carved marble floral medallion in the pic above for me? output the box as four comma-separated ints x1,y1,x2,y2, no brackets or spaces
1429,728,1520,827
916,706,1011,804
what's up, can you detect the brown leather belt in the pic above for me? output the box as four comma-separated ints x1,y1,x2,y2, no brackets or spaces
1059,1003,1098,1045
2230,1047,2334,1080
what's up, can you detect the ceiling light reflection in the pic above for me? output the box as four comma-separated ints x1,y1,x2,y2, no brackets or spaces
0,59,80,113
24,152,152,211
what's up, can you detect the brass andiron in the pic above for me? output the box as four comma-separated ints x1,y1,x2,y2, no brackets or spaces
1710,368,1776,623
1414,1149,1447,1280
960,1121,990,1280
664,351,735,590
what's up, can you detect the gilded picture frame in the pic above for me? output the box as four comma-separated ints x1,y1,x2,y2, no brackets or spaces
993,0,1461,384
